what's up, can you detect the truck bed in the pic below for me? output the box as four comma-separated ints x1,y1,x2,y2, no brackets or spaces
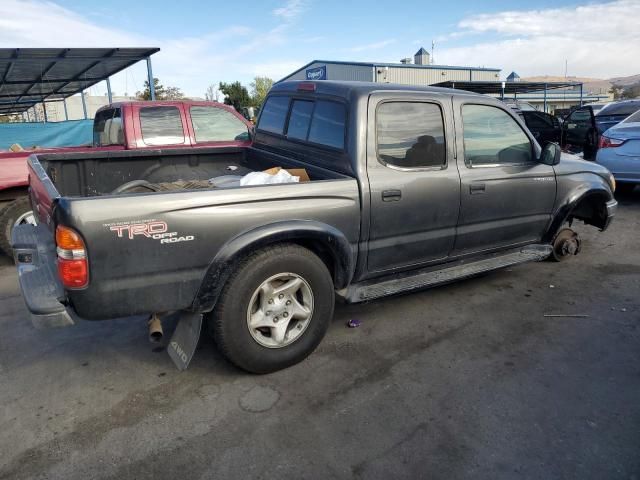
35,146,346,198
27,146,360,320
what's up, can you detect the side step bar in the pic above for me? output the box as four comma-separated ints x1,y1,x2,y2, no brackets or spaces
342,244,552,303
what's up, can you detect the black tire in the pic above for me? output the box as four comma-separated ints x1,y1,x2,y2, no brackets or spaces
208,243,335,374
0,196,33,258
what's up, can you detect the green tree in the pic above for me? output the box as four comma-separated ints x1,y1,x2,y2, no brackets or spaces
136,77,171,100
250,76,274,107
219,81,252,111
164,86,185,100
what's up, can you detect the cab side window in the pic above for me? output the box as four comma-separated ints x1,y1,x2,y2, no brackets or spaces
93,108,123,146
140,106,185,145
376,102,446,168
462,105,532,166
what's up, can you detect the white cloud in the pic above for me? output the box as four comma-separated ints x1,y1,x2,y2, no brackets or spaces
348,39,396,53
273,0,307,20
439,0,640,78
0,0,299,97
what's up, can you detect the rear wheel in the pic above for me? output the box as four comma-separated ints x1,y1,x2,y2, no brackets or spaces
0,197,35,258
209,243,334,373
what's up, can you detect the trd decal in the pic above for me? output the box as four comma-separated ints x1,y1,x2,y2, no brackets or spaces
104,220,195,244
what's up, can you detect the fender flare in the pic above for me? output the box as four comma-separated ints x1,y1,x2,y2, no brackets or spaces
191,220,355,312
543,186,612,243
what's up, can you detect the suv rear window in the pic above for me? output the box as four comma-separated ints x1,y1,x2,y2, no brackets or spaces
140,106,184,145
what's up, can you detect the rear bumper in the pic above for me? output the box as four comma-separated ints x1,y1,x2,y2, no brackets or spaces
11,223,76,328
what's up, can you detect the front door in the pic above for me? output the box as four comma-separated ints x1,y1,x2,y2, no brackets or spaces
561,106,595,153
453,100,556,255
366,92,461,273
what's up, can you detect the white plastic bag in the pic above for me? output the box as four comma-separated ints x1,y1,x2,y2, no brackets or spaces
240,169,300,186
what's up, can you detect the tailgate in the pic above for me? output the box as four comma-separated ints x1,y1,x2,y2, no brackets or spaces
27,154,60,227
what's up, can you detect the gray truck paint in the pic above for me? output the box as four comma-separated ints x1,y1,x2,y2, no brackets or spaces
15,80,616,325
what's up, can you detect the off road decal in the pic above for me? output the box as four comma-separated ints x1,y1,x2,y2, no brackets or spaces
103,219,195,244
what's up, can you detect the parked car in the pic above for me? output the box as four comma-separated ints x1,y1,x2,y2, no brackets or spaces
0,100,252,257
521,111,562,144
596,109,640,194
560,100,640,159
503,102,561,144
12,80,617,373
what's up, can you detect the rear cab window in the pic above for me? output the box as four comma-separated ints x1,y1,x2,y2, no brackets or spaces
190,106,249,142
93,108,123,146
140,106,185,146
257,95,347,150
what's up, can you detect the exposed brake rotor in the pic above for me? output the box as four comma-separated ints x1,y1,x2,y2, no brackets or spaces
551,228,581,262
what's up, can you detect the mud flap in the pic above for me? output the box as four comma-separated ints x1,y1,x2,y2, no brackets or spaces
167,311,202,371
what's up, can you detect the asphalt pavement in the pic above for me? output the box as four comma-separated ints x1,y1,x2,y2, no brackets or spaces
1,191,639,480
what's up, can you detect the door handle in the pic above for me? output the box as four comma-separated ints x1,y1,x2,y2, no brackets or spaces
470,183,486,194
382,189,402,201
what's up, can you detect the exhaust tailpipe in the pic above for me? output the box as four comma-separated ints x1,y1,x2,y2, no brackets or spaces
148,313,163,343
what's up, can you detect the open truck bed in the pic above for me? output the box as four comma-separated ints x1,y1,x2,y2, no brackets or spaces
21,146,360,321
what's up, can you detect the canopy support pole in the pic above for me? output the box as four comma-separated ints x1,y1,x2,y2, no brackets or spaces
146,56,156,100
63,98,69,121
106,77,113,103
81,91,88,119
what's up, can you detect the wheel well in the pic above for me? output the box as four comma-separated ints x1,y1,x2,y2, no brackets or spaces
567,192,609,230
193,234,351,314
290,238,339,284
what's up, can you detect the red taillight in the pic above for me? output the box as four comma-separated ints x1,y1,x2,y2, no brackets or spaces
598,135,625,149
57,258,88,288
297,82,316,92
55,225,88,288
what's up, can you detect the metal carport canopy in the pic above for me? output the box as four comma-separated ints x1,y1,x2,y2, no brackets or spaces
433,80,581,95
0,47,160,115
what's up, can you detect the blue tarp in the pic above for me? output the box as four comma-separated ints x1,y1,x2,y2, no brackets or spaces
0,120,93,150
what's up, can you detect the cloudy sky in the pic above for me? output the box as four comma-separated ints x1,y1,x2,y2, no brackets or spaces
0,0,638,97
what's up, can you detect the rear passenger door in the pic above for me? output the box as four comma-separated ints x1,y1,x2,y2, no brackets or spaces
453,100,556,255
366,92,461,273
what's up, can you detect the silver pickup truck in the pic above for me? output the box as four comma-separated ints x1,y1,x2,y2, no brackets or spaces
12,80,617,373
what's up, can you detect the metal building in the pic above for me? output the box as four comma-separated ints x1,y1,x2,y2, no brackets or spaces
278,48,501,86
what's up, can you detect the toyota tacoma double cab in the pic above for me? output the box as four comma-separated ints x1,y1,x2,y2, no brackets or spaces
12,80,617,373
0,100,251,257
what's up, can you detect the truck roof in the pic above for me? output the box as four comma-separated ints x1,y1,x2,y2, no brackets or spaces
96,100,240,114
270,80,485,100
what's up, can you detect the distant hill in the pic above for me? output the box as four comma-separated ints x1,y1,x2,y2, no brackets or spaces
521,74,640,96
609,74,640,87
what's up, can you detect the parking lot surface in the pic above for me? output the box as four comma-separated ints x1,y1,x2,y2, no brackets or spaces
1,192,639,480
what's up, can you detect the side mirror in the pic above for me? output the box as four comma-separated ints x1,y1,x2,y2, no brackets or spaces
540,142,561,166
